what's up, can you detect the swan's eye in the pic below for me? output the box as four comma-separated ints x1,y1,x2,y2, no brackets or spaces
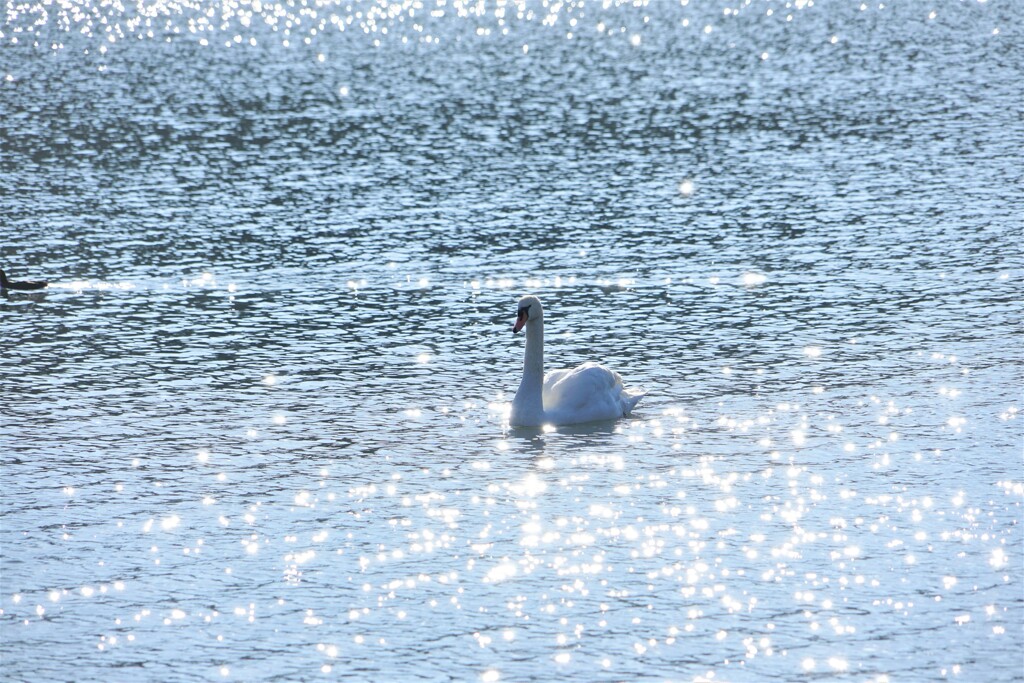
517,305,531,320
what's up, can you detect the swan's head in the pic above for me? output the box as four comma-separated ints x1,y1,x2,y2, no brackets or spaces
513,295,543,333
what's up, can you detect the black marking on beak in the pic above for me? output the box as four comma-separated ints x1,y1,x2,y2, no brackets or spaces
513,304,531,333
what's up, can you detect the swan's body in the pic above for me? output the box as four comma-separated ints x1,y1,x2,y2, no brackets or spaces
510,295,644,427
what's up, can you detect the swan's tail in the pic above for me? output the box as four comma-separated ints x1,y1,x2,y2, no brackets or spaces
621,388,645,415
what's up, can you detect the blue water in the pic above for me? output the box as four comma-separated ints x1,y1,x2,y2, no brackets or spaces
2,1,1022,681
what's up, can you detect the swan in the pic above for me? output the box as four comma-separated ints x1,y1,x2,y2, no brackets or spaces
509,295,644,427
0,268,47,291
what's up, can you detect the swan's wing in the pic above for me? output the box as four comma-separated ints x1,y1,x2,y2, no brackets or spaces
544,363,609,407
542,367,575,396
543,362,642,422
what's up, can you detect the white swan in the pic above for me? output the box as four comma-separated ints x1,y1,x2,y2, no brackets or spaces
509,295,645,427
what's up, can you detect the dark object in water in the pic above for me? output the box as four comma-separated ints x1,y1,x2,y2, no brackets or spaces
0,268,48,291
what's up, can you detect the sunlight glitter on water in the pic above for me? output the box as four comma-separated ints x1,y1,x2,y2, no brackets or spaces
3,1,1021,680
48,280,135,291
7,0,988,61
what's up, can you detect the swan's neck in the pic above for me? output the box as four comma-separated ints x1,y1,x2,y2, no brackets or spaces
512,318,545,425
522,317,544,384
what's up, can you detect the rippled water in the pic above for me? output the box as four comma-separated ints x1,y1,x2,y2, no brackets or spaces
2,1,1022,681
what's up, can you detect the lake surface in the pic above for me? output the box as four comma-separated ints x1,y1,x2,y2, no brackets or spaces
2,0,1022,681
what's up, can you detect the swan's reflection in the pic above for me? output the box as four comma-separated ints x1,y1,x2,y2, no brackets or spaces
503,424,549,457
505,419,624,442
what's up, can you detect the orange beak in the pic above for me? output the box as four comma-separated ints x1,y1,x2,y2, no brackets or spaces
512,308,528,333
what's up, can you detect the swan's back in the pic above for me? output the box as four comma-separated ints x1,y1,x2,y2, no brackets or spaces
543,361,644,423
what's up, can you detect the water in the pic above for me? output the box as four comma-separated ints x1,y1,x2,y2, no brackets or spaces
2,1,1022,681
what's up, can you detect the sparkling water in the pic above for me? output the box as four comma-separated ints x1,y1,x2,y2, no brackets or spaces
2,1,1022,681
